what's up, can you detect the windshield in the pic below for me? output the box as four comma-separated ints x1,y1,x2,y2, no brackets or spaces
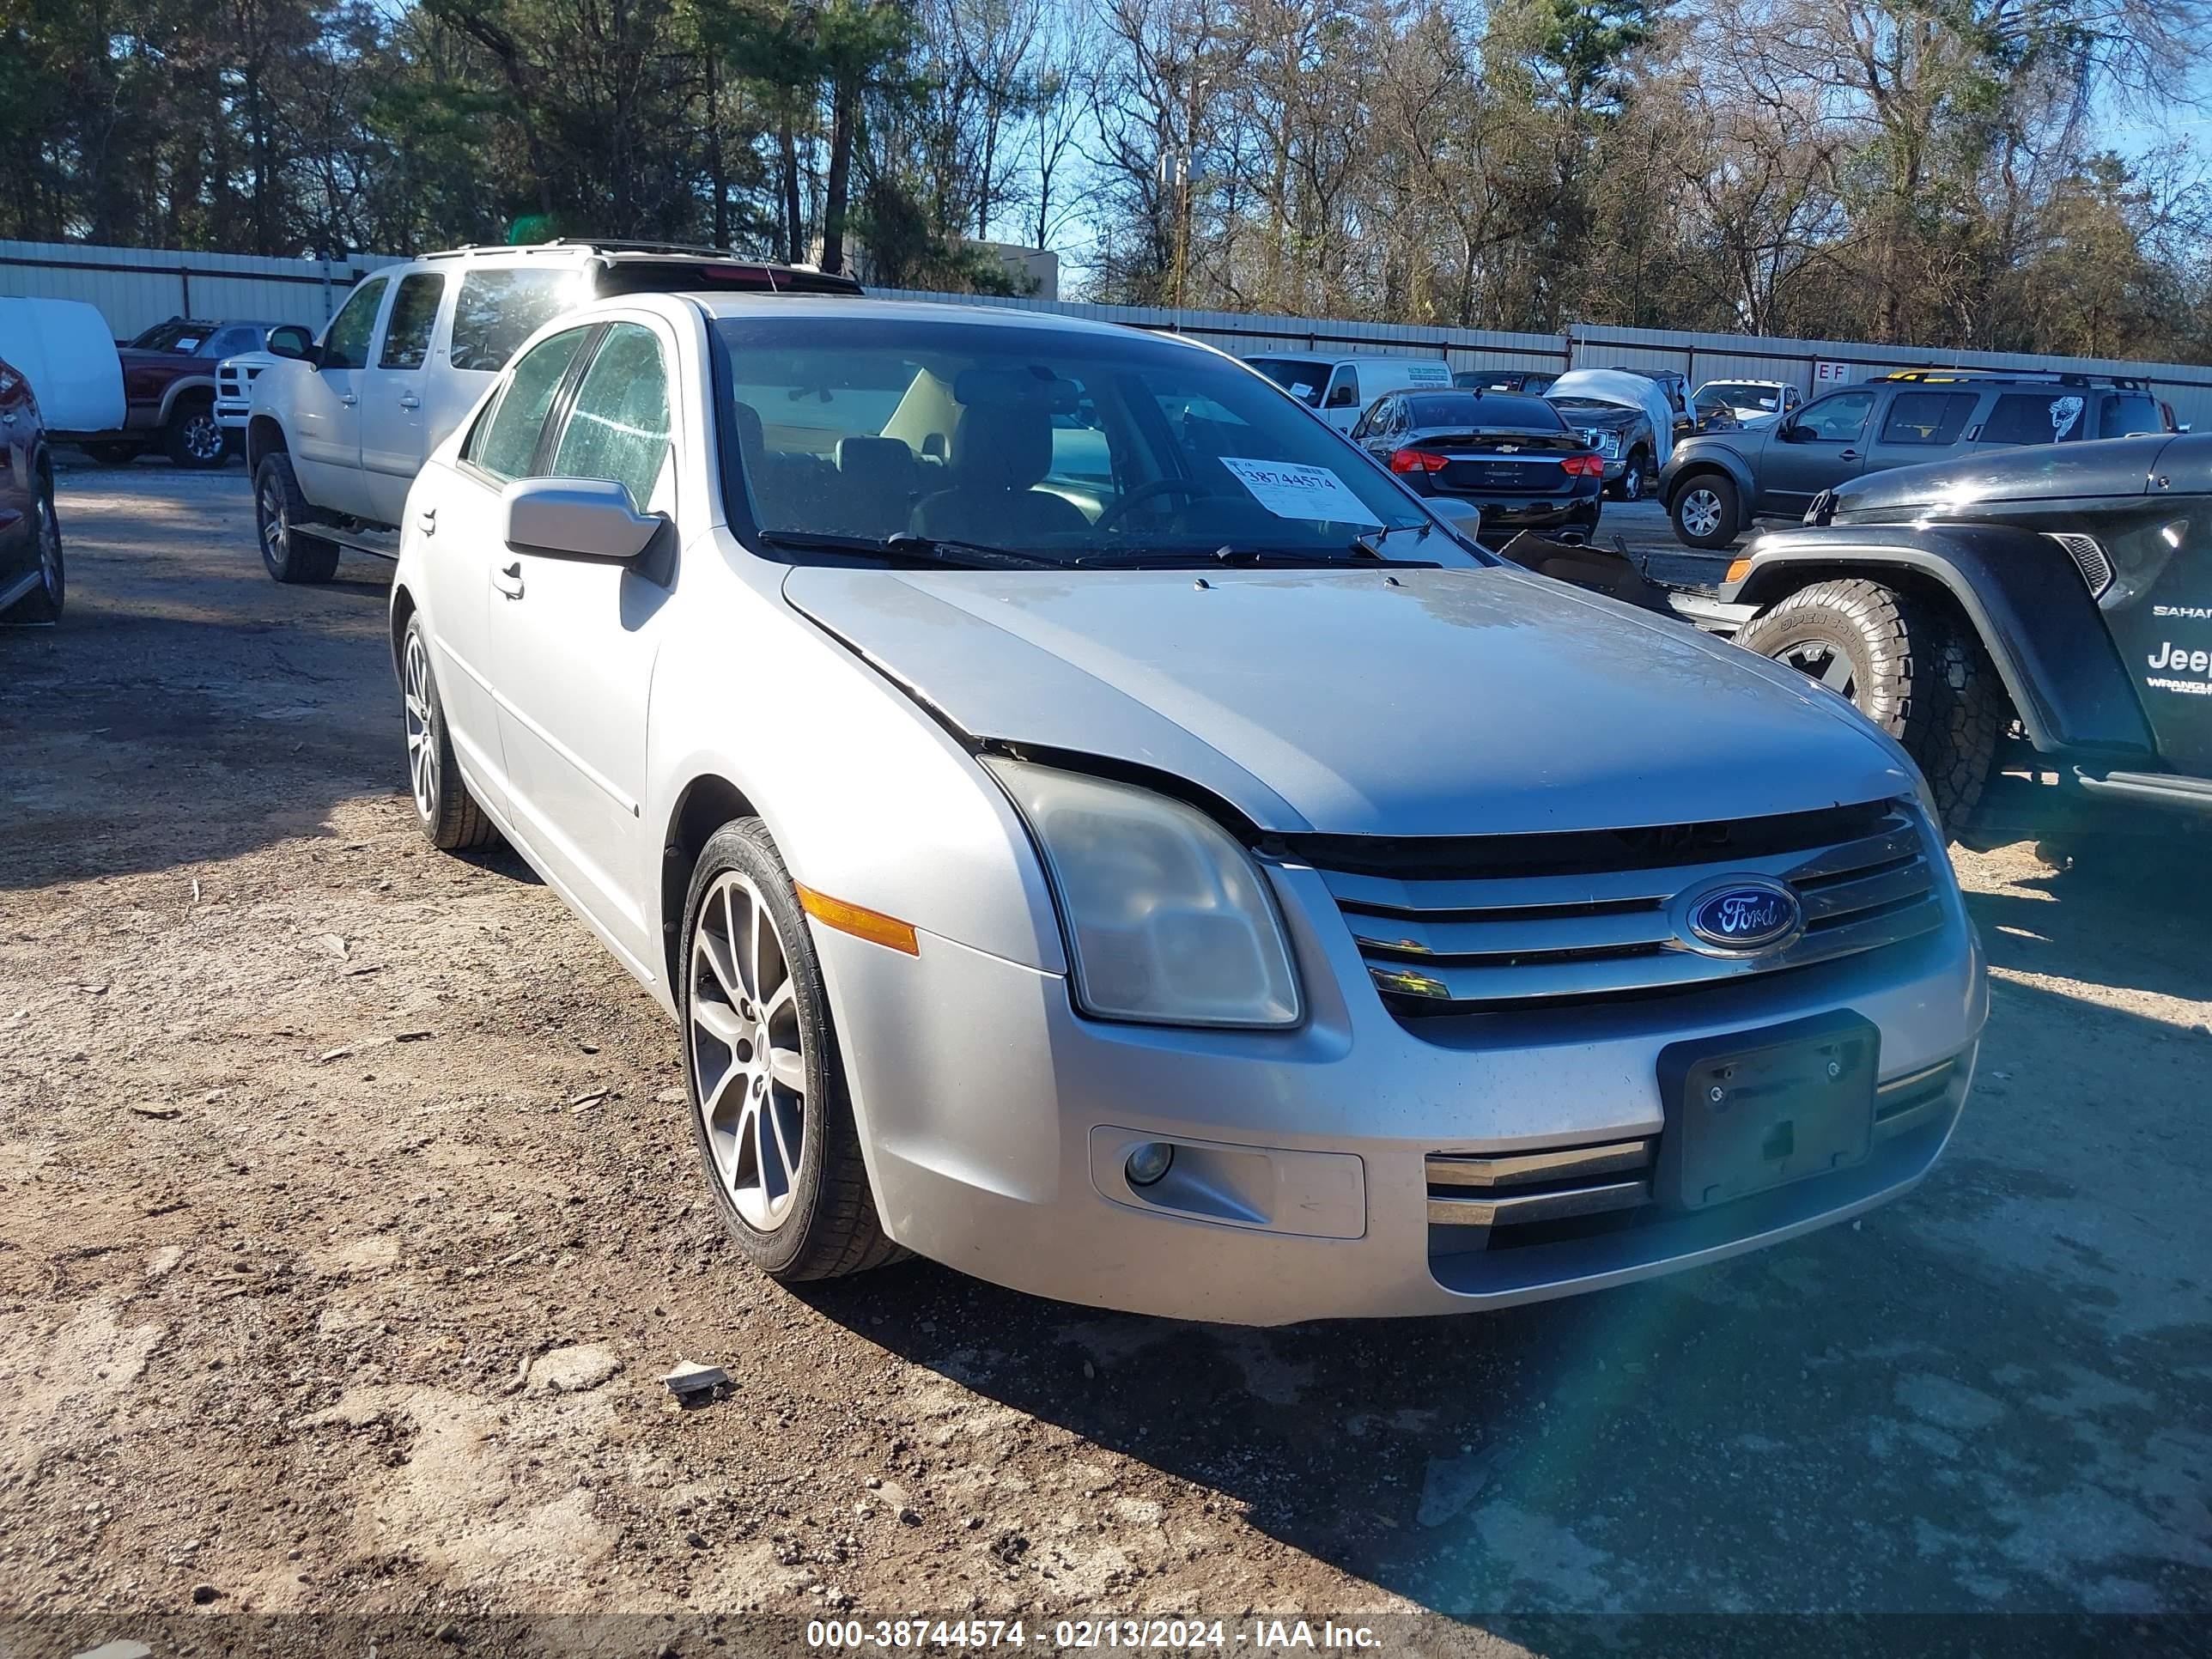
716,319,1438,567
1247,357,1334,407
1701,382,1781,410
128,320,216,356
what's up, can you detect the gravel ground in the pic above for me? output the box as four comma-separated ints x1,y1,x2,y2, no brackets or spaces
3,466,2209,1658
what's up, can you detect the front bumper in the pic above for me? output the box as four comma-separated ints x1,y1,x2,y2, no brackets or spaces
216,398,252,432
813,864,1986,1325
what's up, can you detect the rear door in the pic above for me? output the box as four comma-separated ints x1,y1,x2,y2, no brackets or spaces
1863,388,1984,477
289,275,388,518
358,270,447,524
1760,386,1877,514
484,318,677,971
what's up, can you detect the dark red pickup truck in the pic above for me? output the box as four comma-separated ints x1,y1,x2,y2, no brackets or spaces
77,319,278,469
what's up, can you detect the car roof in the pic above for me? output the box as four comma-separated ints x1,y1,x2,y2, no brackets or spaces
690,294,1195,346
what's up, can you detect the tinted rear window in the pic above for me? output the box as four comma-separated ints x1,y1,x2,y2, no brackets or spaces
1407,393,1562,430
1981,392,2090,445
2100,393,2163,438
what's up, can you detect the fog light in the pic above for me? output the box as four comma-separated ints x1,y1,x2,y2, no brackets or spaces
1125,1142,1175,1187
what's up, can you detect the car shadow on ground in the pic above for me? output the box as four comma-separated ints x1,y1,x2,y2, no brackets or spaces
788,946,2209,1650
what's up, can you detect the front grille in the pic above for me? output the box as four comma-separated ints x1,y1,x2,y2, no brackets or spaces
1311,799,1943,1017
2047,532,2112,598
1427,1057,1960,1252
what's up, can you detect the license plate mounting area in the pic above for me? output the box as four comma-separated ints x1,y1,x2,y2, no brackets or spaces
1656,1012,1878,1212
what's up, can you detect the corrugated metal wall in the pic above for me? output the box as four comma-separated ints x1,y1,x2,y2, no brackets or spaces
9,239,2210,428
0,240,404,337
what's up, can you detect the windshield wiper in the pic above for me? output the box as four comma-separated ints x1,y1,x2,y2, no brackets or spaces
1349,521,1434,559
754,530,1060,570
1073,544,1437,570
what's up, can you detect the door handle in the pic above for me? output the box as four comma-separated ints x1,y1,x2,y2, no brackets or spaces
0,411,14,425
417,507,437,536
494,561,525,599
1838,448,1859,459
339,392,358,408
398,393,421,410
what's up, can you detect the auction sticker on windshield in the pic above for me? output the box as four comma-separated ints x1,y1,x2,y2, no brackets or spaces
1219,457,1384,527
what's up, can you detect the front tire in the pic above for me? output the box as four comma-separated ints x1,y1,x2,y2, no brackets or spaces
1670,473,1741,549
3,482,64,623
401,612,498,851
255,453,339,584
680,821,898,1282
1736,578,2002,836
163,398,227,469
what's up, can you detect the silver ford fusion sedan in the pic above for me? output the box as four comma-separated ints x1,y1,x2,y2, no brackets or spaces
388,293,1986,1324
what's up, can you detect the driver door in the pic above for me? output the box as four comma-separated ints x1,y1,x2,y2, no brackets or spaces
1761,387,1878,515
289,275,389,519
484,319,678,974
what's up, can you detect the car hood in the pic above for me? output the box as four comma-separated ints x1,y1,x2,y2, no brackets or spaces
1832,434,2179,519
782,563,1914,837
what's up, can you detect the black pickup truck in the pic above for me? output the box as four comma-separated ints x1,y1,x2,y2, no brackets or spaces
1678,433,2212,841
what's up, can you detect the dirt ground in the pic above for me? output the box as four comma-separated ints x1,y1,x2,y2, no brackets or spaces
3,466,2209,1658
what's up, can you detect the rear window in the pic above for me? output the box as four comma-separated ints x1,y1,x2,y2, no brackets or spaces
449,268,587,374
1407,393,1562,430
2100,393,2163,439
1981,392,2089,445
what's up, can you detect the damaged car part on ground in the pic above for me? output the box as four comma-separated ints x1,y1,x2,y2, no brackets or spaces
388,293,1986,1325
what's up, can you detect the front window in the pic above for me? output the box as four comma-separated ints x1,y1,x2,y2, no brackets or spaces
1791,390,1875,442
320,279,387,372
1248,358,1333,407
717,318,1440,566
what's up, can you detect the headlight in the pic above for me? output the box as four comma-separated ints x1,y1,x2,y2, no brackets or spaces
985,758,1302,1029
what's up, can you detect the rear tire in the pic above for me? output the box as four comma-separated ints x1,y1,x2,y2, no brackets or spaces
401,612,499,852
1736,579,2002,838
1671,473,1741,549
255,453,340,584
679,820,900,1283
163,397,226,469
3,482,64,623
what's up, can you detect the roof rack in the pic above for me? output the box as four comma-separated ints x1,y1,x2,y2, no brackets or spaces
1870,368,2147,390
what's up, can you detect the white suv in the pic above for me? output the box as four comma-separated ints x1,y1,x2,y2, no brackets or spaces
245,241,860,582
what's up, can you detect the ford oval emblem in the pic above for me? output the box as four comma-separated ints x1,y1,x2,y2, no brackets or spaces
1680,878,1802,955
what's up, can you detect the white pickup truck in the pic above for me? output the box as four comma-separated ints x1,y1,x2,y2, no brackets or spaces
244,241,863,581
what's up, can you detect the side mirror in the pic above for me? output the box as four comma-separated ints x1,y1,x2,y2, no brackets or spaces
267,325,317,362
1427,497,1484,544
501,477,664,562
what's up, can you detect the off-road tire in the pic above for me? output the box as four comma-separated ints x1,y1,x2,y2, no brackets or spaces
84,441,140,465
3,481,64,623
1671,471,1741,549
679,819,902,1282
254,453,340,584
1737,578,2003,837
163,395,227,469
401,612,499,852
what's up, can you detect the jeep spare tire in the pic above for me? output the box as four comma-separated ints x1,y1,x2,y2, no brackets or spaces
1736,578,2002,837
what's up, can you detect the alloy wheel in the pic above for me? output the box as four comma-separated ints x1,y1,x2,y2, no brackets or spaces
403,629,436,818
35,495,61,603
1622,463,1644,501
1679,487,1724,540
183,412,223,462
258,478,287,571
690,870,807,1233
